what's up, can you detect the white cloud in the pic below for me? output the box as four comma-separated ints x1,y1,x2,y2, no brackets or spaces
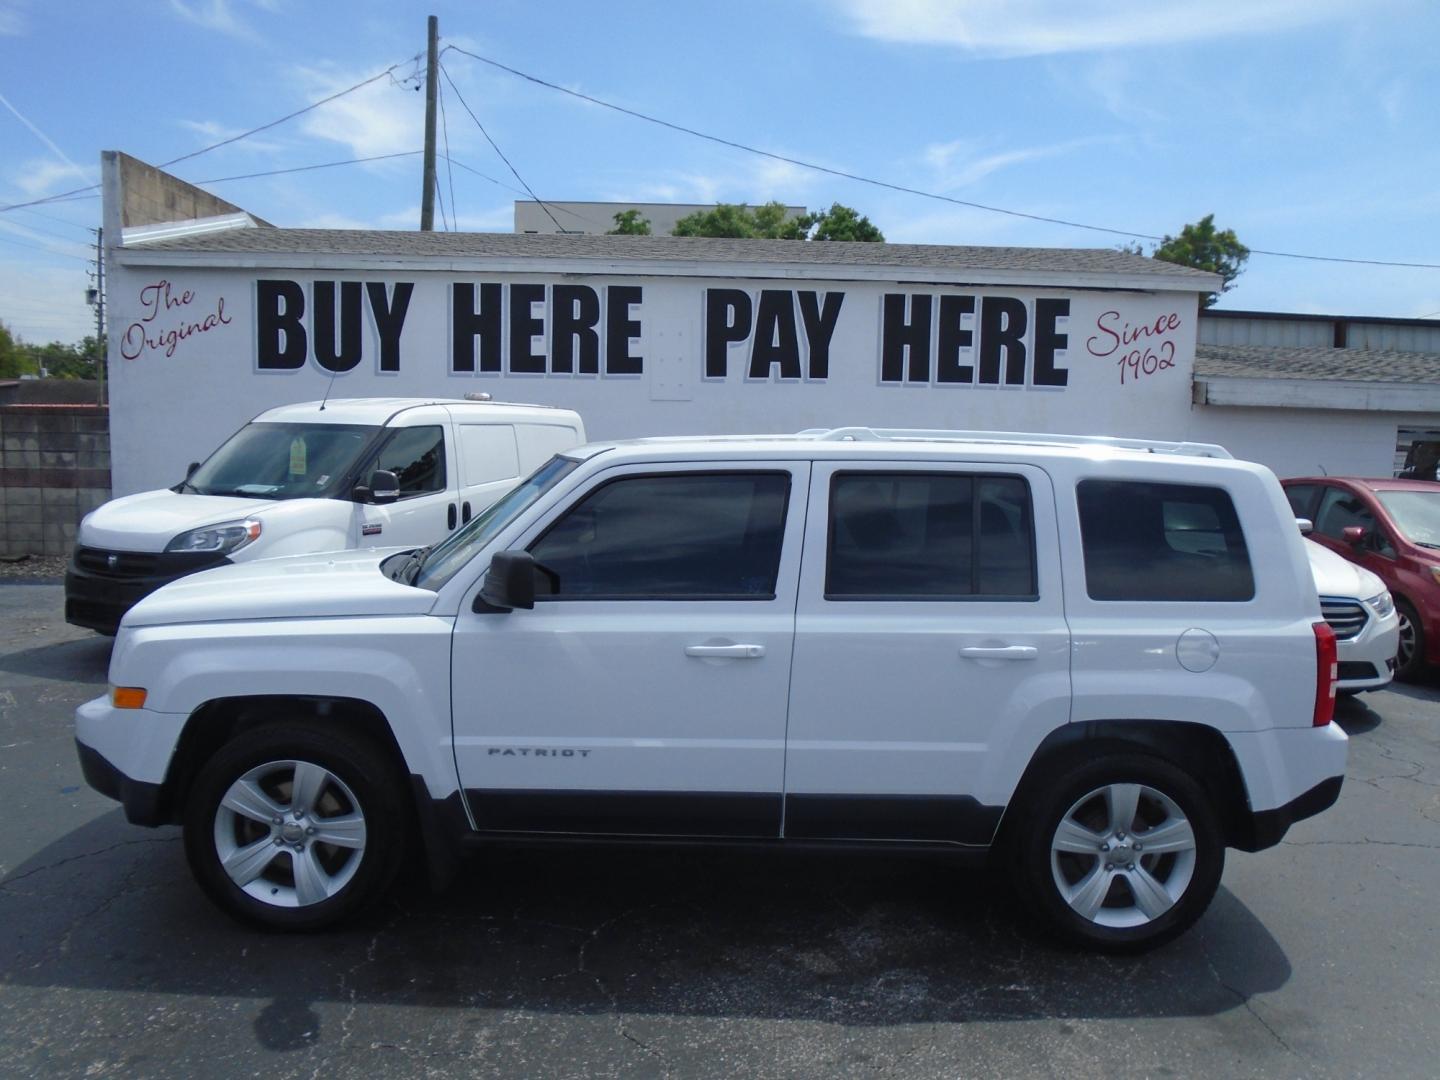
0,4,23,36
297,65,425,158
922,136,1118,190
168,0,256,39
6,158,93,198
836,0,1356,57
177,119,284,155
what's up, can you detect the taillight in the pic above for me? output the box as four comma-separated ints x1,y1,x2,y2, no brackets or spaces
1313,621,1338,727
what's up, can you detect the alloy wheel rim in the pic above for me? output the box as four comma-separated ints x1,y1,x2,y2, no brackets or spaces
1398,611,1416,668
1050,782,1197,929
213,759,367,908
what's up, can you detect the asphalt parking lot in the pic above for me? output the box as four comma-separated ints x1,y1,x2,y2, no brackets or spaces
1,582,1437,1079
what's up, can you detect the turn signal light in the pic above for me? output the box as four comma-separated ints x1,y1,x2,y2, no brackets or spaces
111,686,147,710
1312,622,1337,727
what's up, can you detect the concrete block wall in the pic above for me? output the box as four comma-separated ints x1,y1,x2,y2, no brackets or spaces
0,406,111,557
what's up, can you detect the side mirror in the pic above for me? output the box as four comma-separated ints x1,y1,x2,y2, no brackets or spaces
185,461,200,479
477,550,537,612
1296,517,1314,535
353,470,400,504
1342,525,1368,546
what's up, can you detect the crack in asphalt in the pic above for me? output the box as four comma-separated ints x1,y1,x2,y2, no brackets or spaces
1281,837,1440,850
0,835,180,892
1199,933,1296,1059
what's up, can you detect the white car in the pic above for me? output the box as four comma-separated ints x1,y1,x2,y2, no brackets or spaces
1303,538,1398,693
75,428,1347,952
65,397,584,633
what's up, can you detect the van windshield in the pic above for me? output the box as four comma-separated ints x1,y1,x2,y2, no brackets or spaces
413,455,580,591
185,422,378,500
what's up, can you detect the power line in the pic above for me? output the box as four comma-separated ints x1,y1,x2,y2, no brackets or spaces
190,151,422,185
438,60,564,232
437,71,459,228
0,52,423,216
445,44,1440,271
0,232,92,262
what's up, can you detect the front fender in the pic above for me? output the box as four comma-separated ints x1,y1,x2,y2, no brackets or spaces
111,616,459,798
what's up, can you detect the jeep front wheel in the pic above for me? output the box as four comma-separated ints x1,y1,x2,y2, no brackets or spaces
1012,754,1223,952
183,725,406,931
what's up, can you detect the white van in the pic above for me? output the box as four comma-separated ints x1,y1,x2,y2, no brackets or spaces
64,397,584,633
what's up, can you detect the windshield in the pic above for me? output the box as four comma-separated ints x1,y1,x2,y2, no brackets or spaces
414,455,581,591
1377,490,1440,546
187,422,378,500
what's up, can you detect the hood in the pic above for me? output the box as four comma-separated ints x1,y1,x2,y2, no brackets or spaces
123,547,434,628
1304,538,1386,600
79,488,280,552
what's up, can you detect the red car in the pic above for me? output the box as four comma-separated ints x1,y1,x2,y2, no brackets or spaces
1282,477,1440,679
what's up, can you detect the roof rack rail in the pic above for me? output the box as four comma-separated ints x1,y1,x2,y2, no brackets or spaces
795,427,1233,459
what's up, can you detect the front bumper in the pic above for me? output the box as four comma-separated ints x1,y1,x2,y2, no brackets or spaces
74,695,190,826
1335,604,1400,692
64,548,230,634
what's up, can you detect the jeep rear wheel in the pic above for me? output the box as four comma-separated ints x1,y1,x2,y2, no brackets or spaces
183,725,406,931
1012,754,1223,952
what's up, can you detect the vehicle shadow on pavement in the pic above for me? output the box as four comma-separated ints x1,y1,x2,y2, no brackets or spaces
1333,692,1385,735
0,810,1290,1043
0,634,111,685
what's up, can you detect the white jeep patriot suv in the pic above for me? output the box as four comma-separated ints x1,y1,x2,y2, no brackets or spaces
75,428,1347,951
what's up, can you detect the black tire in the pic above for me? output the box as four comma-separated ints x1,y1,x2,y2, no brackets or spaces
1395,599,1427,682
183,724,407,931
1009,753,1224,953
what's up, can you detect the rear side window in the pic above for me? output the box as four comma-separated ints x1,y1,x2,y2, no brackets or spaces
529,472,790,600
826,472,1036,600
1284,483,1321,519
374,425,446,497
1078,480,1254,601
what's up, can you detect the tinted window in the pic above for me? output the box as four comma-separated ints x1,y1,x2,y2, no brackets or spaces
529,472,790,599
1078,480,1254,602
826,473,1035,600
1316,487,1395,556
374,426,446,497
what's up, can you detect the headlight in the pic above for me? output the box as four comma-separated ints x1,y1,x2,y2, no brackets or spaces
1364,590,1395,618
165,518,261,555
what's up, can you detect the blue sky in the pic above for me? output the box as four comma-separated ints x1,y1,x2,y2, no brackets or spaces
2,0,1438,345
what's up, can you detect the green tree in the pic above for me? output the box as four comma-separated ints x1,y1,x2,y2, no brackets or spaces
671,200,883,242
0,321,22,378
1150,214,1249,307
607,209,652,235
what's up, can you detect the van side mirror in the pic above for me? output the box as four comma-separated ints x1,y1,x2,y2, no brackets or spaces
477,550,537,612
1296,517,1313,535
353,470,400,504
1342,525,1368,546
186,461,200,479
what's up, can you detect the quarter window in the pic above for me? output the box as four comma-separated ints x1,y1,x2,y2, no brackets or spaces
529,472,790,600
825,472,1036,600
374,426,446,497
1078,480,1254,601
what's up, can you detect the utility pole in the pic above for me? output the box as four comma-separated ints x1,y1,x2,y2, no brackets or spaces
420,14,439,231
91,227,106,406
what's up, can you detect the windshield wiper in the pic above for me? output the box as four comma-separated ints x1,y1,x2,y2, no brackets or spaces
175,479,200,494
397,545,431,585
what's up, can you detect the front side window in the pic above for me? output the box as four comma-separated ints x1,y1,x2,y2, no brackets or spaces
1315,487,1396,556
529,472,791,600
373,425,446,497
1078,480,1254,602
826,472,1036,600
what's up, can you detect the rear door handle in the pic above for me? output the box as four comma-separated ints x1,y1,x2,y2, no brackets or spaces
685,644,766,659
960,645,1038,661
447,504,457,530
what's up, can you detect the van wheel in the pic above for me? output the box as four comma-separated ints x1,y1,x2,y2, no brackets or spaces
1011,754,1223,952
183,725,406,931
1395,600,1426,681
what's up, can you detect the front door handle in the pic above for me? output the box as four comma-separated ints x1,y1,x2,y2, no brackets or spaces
447,504,457,530
685,644,766,659
960,645,1038,661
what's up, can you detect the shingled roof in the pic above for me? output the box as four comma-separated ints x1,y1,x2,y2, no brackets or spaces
122,228,1217,285
1196,343,1440,384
